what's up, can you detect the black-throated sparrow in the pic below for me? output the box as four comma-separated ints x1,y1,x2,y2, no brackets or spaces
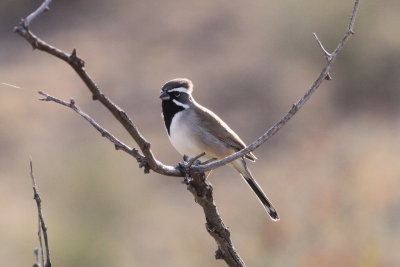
160,78,279,221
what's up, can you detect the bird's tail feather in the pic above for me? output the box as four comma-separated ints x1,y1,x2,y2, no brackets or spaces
233,159,279,221
243,175,279,221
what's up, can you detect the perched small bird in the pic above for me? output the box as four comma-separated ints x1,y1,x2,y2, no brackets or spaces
160,78,279,221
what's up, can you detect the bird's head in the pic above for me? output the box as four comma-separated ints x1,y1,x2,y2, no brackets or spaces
159,78,194,108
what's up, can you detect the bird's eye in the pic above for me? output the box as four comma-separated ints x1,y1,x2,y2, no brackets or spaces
173,92,181,97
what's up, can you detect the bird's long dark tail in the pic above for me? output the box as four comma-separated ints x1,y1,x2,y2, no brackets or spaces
233,159,279,221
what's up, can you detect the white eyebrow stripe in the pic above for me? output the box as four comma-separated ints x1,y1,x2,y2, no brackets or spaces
168,87,189,93
173,99,189,109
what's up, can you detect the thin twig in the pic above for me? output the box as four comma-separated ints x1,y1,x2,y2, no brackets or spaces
313,33,332,60
313,32,332,80
191,0,360,174
16,1,361,266
30,159,52,267
14,3,164,174
24,0,52,27
15,0,360,178
202,158,217,165
37,91,152,172
37,214,44,267
186,152,206,168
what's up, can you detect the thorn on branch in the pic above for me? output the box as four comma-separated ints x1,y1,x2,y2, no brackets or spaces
138,158,150,174
13,24,23,33
14,19,28,33
215,248,224,260
38,91,50,101
313,32,332,60
33,39,39,50
144,165,150,174
71,48,77,58
142,141,151,151
313,32,333,80
33,191,41,203
187,152,206,169
289,104,298,115
69,49,85,68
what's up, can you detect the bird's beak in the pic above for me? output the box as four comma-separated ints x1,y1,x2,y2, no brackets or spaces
159,91,170,100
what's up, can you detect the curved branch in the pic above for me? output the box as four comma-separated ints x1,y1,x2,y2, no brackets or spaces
14,6,180,177
16,1,360,266
191,0,360,174
38,91,150,170
24,0,52,27
14,0,360,178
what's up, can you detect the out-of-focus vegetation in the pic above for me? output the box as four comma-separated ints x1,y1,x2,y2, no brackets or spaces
1,1,399,266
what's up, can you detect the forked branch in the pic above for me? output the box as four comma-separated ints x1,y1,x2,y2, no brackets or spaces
38,91,149,171
191,0,360,173
183,160,246,266
16,1,360,266
15,0,360,177
14,0,175,176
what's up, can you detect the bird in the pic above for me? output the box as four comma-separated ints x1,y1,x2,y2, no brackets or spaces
159,78,279,221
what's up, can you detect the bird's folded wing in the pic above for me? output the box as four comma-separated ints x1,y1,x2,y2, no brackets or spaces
198,106,257,161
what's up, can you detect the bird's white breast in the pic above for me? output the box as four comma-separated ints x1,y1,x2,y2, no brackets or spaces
169,111,204,159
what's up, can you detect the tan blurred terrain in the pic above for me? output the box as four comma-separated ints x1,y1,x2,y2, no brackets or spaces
1,1,399,266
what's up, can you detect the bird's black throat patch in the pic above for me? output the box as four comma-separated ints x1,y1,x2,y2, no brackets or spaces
162,100,185,135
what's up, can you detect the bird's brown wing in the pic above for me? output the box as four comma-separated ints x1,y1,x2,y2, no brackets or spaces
195,104,257,161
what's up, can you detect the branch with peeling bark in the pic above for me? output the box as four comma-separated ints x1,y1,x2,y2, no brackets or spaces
16,1,360,266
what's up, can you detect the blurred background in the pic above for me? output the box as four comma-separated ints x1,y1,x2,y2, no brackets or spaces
1,0,399,266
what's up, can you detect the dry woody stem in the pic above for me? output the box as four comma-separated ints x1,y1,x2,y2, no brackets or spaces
16,1,360,266
30,159,52,267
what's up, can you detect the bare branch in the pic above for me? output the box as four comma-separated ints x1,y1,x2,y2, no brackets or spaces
181,153,206,176
15,0,360,177
37,91,153,173
30,158,52,267
14,1,168,175
185,171,246,267
191,0,360,174
24,0,51,27
16,1,361,266
313,32,332,80
313,33,332,60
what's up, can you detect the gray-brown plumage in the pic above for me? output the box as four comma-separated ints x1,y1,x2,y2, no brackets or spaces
160,78,279,221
